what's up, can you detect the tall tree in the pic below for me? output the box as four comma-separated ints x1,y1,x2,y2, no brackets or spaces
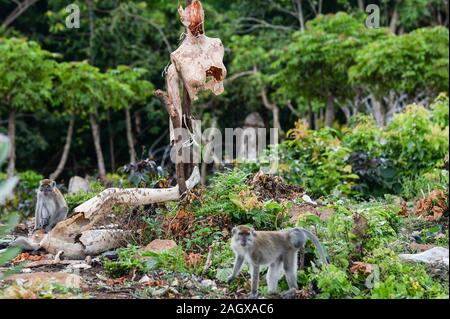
272,13,386,127
0,38,55,177
350,26,449,126
107,66,153,164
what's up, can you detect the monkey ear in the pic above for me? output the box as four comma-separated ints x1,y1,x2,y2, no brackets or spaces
250,228,256,235
51,181,56,188
232,227,237,235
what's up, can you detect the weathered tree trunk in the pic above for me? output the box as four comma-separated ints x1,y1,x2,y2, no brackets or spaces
74,166,200,219
325,94,335,127
50,114,75,181
125,107,137,164
182,86,194,179
155,89,187,194
89,113,107,182
6,108,16,178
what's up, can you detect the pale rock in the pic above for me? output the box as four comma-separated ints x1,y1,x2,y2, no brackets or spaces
141,239,178,253
68,176,91,194
139,275,151,284
399,247,449,266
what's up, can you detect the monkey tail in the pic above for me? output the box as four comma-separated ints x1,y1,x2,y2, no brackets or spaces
10,237,41,251
301,229,330,265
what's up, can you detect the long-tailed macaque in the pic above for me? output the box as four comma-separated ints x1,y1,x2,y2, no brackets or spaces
228,225,329,298
35,179,68,232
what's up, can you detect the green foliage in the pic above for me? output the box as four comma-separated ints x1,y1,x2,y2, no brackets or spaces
401,169,449,200
0,38,56,113
103,245,147,279
384,105,448,179
312,264,359,299
281,126,357,197
364,248,448,299
142,247,191,274
273,13,386,106
350,27,449,99
431,94,449,128
65,191,97,213
17,171,44,191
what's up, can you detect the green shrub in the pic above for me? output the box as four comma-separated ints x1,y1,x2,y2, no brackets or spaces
142,247,191,273
281,127,358,197
384,105,448,179
364,248,448,299
65,191,97,212
17,171,44,191
103,245,147,278
401,169,449,200
311,264,359,299
431,93,449,128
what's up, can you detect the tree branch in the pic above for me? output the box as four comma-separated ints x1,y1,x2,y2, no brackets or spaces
2,0,39,28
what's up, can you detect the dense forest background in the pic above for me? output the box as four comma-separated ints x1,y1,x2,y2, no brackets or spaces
0,0,448,182
0,0,449,300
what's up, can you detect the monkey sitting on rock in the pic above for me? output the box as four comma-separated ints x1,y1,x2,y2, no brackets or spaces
34,179,68,233
228,225,329,299
11,179,68,251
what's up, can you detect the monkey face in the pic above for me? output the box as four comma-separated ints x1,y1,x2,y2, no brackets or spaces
232,225,256,248
39,179,56,194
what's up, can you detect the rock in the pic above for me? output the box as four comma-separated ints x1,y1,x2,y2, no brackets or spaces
68,176,91,194
409,243,436,252
141,240,177,253
5,272,85,289
139,275,151,284
200,279,217,289
101,250,118,260
302,194,318,207
399,247,449,266
0,237,14,249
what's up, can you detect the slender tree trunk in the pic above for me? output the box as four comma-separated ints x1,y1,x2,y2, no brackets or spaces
182,86,194,179
372,98,386,127
294,0,305,32
89,113,107,182
389,1,399,33
358,0,365,11
261,85,283,134
134,111,142,136
325,95,335,127
50,115,75,181
106,110,116,171
6,108,16,178
308,102,315,130
87,0,96,64
125,107,137,164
